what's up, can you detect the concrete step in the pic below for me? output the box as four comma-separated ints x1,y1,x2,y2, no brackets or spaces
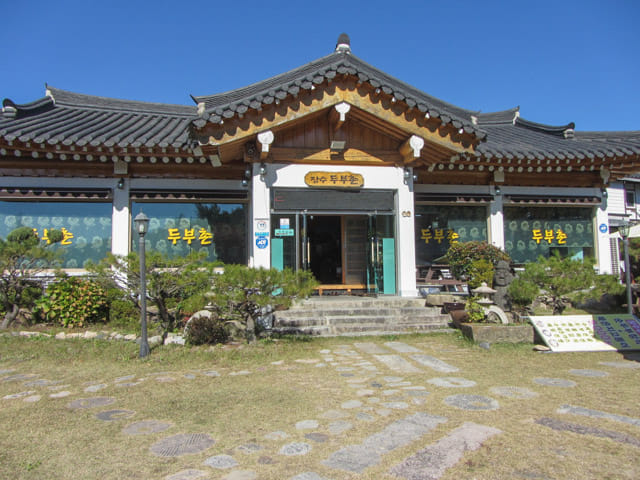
272,296,451,336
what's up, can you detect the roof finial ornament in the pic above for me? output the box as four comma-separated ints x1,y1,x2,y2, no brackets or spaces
336,33,351,53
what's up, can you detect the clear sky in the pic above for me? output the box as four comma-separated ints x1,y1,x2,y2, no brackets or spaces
1,0,638,131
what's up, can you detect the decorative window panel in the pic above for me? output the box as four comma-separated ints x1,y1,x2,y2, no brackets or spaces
130,202,247,264
504,206,594,264
0,201,112,268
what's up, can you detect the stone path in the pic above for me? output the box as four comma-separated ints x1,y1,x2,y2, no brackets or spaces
2,338,639,479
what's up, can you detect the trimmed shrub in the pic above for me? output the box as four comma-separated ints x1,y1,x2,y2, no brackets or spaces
467,259,495,289
184,311,228,345
444,241,511,282
34,275,108,328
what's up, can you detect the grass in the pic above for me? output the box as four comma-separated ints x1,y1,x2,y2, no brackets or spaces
1,331,639,479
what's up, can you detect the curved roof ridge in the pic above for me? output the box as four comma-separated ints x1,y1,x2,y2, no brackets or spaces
515,116,575,136
476,107,520,125
192,51,342,108
46,86,196,117
2,96,55,118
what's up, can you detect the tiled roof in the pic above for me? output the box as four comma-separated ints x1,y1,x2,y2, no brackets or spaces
0,86,196,150
477,115,640,161
1,36,638,168
191,46,484,138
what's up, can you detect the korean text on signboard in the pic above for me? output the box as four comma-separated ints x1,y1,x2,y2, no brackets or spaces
304,171,364,188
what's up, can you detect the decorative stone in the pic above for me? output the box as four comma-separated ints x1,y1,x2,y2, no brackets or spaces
319,409,349,420
229,370,251,376
533,377,577,388
489,386,539,399
115,374,135,382
383,402,409,409
49,391,72,398
356,389,375,397
204,370,220,377
290,473,332,480
164,469,209,480
305,432,329,443
389,422,502,479
328,420,353,435
557,404,640,427
599,361,640,369
384,341,421,353
55,332,66,339
373,355,421,373
24,379,58,387
279,442,312,456
202,454,238,469
264,431,290,440
296,420,319,430
164,333,186,345
428,377,477,388
3,390,36,400
569,369,609,377
2,373,37,382
84,383,107,393
236,442,263,454
151,433,215,457
257,456,274,464
68,397,116,409
23,395,41,402
536,417,640,448
353,342,390,354
148,335,163,347
341,400,362,409
84,331,98,339
323,413,447,473
95,409,135,421
124,334,137,341
444,394,499,411
123,420,173,435
295,358,320,364
222,470,257,480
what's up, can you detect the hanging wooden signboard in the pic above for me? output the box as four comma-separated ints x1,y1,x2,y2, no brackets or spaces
304,171,364,188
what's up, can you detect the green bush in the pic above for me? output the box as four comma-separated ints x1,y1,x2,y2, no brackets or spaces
466,259,495,289
34,275,108,328
464,296,486,323
507,255,624,314
444,241,511,282
184,312,228,345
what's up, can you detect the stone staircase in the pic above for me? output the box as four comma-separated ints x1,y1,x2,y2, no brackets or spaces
272,296,452,337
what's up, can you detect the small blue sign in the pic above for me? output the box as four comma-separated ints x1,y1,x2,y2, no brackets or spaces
599,223,608,234
256,237,269,249
255,231,269,237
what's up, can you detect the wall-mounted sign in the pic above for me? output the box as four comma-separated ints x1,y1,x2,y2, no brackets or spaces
304,171,364,188
256,237,269,249
275,229,294,236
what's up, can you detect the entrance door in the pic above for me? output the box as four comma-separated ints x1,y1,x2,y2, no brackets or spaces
307,215,342,284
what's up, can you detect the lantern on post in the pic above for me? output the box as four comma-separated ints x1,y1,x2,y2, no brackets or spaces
619,222,633,315
134,211,150,358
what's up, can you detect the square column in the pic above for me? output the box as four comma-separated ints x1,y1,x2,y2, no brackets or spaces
250,163,271,268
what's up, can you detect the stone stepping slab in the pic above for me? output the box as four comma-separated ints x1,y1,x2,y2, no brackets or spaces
533,377,577,388
428,377,476,388
557,404,640,427
444,394,499,411
389,422,502,480
384,341,422,353
322,412,447,473
202,454,238,469
123,420,173,435
372,355,421,373
489,386,538,399
95,409,136,422
164,469,209,480
536,417,640,448
409,354,459,373
68,397,116,409
353,342,390,354
289,473,334,480
150,433,215,457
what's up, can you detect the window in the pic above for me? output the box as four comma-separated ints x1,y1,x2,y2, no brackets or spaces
0,201,112,268
504,206,594,264
414,205,487,266
130,202,247,264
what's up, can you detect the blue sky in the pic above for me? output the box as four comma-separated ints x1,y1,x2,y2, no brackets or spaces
1,0,638,131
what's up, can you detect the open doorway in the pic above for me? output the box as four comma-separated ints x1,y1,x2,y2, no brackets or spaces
307,215,342,284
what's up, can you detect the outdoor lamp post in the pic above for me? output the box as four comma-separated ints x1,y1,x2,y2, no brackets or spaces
619,222,633,315
134,211,150,358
